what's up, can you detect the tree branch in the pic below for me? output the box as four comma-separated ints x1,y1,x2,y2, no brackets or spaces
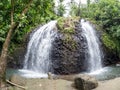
19,0,33,19
11,0,14,25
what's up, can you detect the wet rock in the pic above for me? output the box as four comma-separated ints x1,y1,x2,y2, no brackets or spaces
102,45,120,66
7,47,26,69
51,22,88,74
74,75,98,90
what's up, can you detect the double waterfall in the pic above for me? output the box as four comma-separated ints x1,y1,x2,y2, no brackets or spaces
22,19,103,77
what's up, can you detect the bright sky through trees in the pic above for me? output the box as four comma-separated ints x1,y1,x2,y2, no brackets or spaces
55,0,95,17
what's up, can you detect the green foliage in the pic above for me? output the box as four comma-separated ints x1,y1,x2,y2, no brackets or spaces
56,0,65,16
102,33,116,50
57,17,80,50
57,17,79,34
81,0,120,38
57,4,65,16
63,34,77,50
87,0,91,7
69,2,79,16
69,0,81,16
0,0,11,51
81,0,120,57
102,33,120,57
0,0,57,53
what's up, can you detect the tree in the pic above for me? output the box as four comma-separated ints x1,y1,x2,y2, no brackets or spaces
56,0,65,16
77,0,81,16
81,0,120,58
0,0,56,53
0,0,33,87
69,0,81,16
87,0,91,7
0,0,57,87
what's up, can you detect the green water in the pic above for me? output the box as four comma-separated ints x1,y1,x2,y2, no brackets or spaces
6,68,20,79
6,65,120,81
91,65,120,81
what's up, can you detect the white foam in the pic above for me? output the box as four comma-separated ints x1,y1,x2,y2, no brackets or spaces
81,19,103,72
88,68,107,75
18,69,48,78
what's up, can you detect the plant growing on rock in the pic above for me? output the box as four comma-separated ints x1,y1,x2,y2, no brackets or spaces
57,17,80,34
57,17,80,50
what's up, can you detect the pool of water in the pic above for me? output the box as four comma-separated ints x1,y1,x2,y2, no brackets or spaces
6,65,120,80
6,69,48,79
89,65,120,81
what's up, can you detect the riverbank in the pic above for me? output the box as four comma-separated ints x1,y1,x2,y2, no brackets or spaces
93,77,120,90
4,74,120,90
7,74,98,90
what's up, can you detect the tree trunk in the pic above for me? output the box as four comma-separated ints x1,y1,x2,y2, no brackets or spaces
0,23,18,87
77,0,81,16
0,0,33,87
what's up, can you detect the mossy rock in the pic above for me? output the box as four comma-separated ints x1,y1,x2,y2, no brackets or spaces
63,34,77,50
57,17,80,50
57,17,80,34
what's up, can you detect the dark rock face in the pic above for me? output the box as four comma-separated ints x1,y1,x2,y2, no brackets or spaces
102,45,120,66
51,22,88,74
7,47,26,69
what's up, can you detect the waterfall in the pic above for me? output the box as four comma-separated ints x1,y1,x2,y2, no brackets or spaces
23,21,57,75
19,18,103,78
81,19,102,72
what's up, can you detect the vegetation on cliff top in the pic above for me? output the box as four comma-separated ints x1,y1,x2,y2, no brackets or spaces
57,17,80,50
57,17,80,34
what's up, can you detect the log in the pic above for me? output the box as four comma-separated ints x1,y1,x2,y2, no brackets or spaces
6,80,27,90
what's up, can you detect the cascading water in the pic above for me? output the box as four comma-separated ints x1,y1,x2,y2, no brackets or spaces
81,19,102,72
19,19,103,78
20,21,57,77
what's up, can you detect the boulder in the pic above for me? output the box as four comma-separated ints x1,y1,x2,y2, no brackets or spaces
74,74,98,90
54,74,98,90
51,19,88,74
